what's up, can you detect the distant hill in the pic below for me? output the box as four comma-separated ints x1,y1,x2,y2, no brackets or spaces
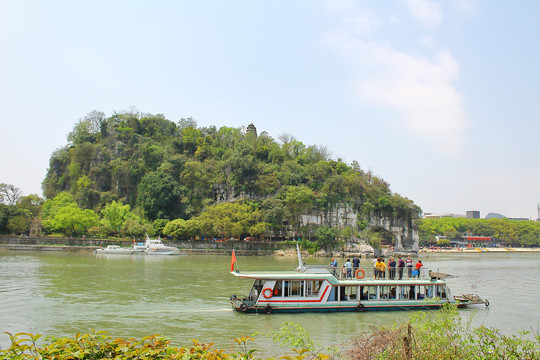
41,110,421,238
485,212,505,219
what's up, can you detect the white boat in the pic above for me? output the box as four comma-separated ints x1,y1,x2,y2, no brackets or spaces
143,236,180,255
94,245,135,255
229,245,488,314
132,242,147,253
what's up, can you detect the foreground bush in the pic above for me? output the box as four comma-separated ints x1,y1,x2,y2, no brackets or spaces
347,305,540,360
0,332,253,360
2,306,539,359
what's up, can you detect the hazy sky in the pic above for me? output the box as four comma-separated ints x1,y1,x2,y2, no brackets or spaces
1,0,539,219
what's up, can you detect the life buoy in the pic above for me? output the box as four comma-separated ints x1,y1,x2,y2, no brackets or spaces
357,303,365,312
355,269,365,279
239,303,248,312
264,305,273,314
484,299,489,307
262,287,273,299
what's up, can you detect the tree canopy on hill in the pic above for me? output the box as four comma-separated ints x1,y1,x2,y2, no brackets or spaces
4,109,421,242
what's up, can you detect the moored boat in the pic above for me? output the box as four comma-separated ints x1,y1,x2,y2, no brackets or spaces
143,235,180,255
94,245,135,255
229,247,488,314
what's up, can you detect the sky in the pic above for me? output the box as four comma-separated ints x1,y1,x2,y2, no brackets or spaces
1,0,539,219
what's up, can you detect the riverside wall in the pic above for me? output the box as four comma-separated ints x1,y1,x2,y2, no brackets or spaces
0,236,294,255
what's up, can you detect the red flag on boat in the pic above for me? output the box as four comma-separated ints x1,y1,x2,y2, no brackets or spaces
231,249,236,271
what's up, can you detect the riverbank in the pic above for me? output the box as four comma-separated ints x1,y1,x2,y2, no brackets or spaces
419,246,540,253
1,240,539,257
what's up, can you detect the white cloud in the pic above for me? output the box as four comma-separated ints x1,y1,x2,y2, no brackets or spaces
404,0,442,29
322,1,468,155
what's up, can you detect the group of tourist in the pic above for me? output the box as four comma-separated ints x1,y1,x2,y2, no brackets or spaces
373,256,423,279
329,256,424,280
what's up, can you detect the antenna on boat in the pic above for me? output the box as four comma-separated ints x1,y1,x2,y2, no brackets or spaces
296,242,305,272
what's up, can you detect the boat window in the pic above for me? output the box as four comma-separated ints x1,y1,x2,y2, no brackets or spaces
407,286,417,300
380,286,388,299
436,285,447,299
272,281,282,297
305,281,323,297
398,285,416,300
416,285,434,299
250,279,265,300
362,286,377,301
328,286,336,301
284,281,304,297
380,286,397,300
339,286,358,301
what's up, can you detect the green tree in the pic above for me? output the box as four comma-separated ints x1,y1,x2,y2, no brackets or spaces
314,225,339,250
163,218,188,239
101,200,132,236
67,110,104,145
284,185,314,226
7,212,32,235
123,218,153,238
42,192,76,220
44,203,99,236
137,172,185,221
196,202,261,239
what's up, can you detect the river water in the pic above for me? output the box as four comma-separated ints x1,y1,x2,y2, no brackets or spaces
0,250,539,356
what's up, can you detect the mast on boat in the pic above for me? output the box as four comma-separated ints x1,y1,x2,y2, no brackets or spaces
296,242,305,271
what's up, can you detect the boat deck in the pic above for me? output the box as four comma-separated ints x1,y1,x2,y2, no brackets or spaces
232,265,440,284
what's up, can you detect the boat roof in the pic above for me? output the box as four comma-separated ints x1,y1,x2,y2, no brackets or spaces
230,271,447,285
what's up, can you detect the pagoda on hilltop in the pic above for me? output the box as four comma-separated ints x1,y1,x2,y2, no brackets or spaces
246,123,257,137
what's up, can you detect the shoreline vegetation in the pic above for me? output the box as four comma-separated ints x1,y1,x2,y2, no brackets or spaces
2,306,539,359
0,235,540,258
1,235,539,257
1,241,540,257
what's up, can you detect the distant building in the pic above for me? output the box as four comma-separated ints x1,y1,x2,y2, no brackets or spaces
466,211,480,219
423,213,465,219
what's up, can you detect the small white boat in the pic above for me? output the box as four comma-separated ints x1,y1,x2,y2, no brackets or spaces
94,245,135,255
143,236,180,255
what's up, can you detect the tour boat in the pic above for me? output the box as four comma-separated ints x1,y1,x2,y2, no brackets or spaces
229,247,488,314
94,245,135,255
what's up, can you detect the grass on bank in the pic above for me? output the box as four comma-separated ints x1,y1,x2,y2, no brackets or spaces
1,305,539,359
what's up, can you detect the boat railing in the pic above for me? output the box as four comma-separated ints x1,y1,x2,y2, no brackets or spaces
326,266,432,281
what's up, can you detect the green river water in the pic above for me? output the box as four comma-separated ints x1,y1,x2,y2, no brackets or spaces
1,250,539,355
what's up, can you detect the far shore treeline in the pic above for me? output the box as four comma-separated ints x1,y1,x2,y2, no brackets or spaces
1,110,539,249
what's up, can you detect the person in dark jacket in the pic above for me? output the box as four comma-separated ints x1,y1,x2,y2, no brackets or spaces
352,256,360,277
388,256,397,279
397,255,406,280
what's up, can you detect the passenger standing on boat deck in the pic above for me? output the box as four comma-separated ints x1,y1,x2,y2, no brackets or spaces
352,256,360,276
397,256,405,280
415,260,423,278
330,258,338,276
345,259,352,279
375,258,387,279
388,256,396,280
380,258,387,279
372,257,378,279
406,255,413,277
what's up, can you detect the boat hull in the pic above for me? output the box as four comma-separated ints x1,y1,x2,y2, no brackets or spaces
230,298,452,314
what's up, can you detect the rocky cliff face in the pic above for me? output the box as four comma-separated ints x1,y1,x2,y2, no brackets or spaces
299,204,419,251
